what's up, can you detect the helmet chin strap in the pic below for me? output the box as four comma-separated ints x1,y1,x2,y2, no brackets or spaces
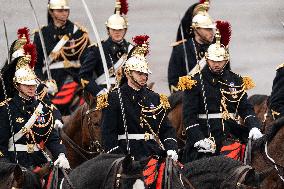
129,72,147,89
15,84,33,100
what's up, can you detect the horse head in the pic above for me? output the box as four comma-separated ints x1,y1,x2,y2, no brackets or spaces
118,155,148,189
81,95,103,154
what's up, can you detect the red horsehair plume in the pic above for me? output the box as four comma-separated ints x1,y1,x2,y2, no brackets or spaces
199,0,209,4
132,35,150,56
17,27,30,44
216,20,232,47
23,43,37,68
119,0,128,15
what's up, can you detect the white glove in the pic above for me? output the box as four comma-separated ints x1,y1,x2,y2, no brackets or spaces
54,119,64,129
54,153,70,169
45,79,58,96
194,138,216,154
167,150,178,161
96,88,108,97
249,127,263,140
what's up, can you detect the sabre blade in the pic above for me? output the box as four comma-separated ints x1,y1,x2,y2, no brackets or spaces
81,0,111,90
28,0,52,80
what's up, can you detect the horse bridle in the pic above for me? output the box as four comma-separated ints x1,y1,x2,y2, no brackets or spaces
264,141,284,183
101,157,143,189
80,103,104,153
60,103,103,161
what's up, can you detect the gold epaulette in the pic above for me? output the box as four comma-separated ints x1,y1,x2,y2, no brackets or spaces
95,93,109,110
170,39,187,47
0,98,12,107
160,94,171,109
177,76,197,91
74,22,88,33
0,150,4,157
242,76,255,90
80,78,90,88
276,63,284,71
88,42,98,48
32,25,46,35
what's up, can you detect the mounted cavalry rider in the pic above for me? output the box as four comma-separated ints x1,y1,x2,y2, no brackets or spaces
79,0,133,98
33,0,90,115
178,21,263,163
168,0,215,93
0,43,70,171
101,35,178,161
269,62,284,120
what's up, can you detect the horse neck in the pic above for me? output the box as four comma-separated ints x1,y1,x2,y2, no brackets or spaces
252,123,284,172
63,104,85,138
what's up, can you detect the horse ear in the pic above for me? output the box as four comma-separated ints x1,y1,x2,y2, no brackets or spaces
138,156,152,169
122,155,134,171
13,165,24,184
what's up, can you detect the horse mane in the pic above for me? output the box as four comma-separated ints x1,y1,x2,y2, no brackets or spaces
0,162,17,181
183,156,246,188
168,91,183,110
248,94,269,106
253,116,284,149
0,162,41,188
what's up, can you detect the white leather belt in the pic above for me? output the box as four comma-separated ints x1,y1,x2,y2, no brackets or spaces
43,60,81,72
8,144,39,152
118,134,154,140
198,113,236,119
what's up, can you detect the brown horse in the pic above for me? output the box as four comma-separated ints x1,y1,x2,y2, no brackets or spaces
247,94,274,132
61,95,103,168
251,117,284,189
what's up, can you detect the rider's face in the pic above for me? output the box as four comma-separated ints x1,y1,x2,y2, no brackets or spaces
50,9,69,26
194,28,215,44
207,59,227,74
18,84,37,98
108,28,127,42
127,71,148,90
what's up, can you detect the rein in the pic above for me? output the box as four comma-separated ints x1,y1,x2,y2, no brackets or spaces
101,157,143,189
59,103,103,161
264,141,284,182
222,165,257,189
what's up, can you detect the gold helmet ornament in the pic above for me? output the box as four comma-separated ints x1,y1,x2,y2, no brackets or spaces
124,35,151,74
193,0,210,16
11,27,31,62
48,0,70,10
205,20,232,61
13,44,38,86
106,0,128,30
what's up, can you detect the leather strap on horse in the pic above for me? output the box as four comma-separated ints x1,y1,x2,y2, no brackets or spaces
173,161,196,189
101,157,125,189
244,138,252,165
60,167,75,189
221,165,256,189
59,128,88,161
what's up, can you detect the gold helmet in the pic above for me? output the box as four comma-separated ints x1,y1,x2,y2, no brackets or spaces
13,43,38,86
106,0,128,30
205,20,232,61
192,12,215,29
13,57,38,86
124,35,151,74
48,0,70,10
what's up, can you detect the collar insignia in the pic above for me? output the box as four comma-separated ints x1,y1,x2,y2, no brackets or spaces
16,117,25,123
